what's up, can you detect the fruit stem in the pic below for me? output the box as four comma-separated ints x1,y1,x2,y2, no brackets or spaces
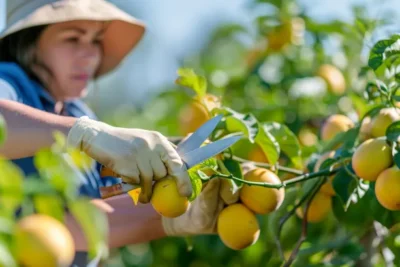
228,155,304,175
212,167,341,189
283,167,341,187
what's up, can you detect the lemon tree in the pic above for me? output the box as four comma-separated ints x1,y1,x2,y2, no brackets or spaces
2,0,400,266
104,1,400,263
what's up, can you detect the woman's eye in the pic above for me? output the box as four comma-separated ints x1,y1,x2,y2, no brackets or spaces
93,39,102,45
66,37,79,43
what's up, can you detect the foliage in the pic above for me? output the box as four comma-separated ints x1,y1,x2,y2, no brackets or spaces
101,0,400,266
2,0,400,266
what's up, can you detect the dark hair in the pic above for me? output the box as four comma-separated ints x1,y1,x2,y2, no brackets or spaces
0,25,49,83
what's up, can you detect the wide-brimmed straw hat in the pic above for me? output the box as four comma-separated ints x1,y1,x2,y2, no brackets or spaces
0,0,146,77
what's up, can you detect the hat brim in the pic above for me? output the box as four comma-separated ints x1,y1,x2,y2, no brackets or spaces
0,0,146,77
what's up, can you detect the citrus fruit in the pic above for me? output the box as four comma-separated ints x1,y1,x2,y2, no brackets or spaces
14,214,75,267
239,168,284,214
247,145,269,163
375,166,400,210
370,107,400,138
266,17,305,51
178,94,220,135
217,203,260,250
151,177,189,218
352,138,392,181
296,192,332,223
317,64,346,95
321,114,354,142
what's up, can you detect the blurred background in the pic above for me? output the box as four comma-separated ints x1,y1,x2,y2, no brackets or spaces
2,0,400,266
1,0,399,121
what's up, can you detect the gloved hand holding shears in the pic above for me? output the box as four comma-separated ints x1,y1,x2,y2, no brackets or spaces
67,114,241,204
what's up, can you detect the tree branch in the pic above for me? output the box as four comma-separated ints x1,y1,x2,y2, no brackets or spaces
275,186,315,260
283,179,325,267
229,155,304,175
211,167,341,189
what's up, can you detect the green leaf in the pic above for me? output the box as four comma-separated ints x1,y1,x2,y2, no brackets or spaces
266,188,300,242
196,170,210,181
386,121,400,143
319,157,339,171
368,34,400,71
211,23,248,38
0,159,23,214
332,167,357,207
184,236,194,252
341,128,360,151
0,114,7,147
214,107,259,142
198,157,218,170
358,66,371,77
305,18,348,34
331,196,373,231
222,158,242,179
255,125,280,166
186,157,217,201
395,152,400,169
320,130,350,153
187,157,217,201
33,148,82,198
361,103,386,120
375,79,389,95
175,68,207,97
305,153,319,173
393,95,400,102
348,93,370,121
264,122,302,169
0,216,14,235
187,170,203,202
69,198,109,260
33,194,65,222
367,182,400,228
0,238,17,267
365,82,380,100
221,158,243,187
330,242,365,265
52,131,66,149
23,177,56,195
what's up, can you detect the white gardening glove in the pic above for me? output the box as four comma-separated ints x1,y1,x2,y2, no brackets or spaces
161,161,257,236
162,178,224,236
66,116,192,203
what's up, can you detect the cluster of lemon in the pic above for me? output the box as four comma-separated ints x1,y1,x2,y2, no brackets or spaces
353,108,400,211
305,107,400,226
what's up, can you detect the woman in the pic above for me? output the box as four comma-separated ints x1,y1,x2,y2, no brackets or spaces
0,0,237,266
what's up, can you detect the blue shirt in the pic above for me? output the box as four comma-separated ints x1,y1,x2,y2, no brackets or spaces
0,62,120,198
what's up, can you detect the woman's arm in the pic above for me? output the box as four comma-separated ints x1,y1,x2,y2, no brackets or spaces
0,99,77,159
65,194,166,250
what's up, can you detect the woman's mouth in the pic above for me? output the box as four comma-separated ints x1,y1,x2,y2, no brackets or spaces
72,74,90,82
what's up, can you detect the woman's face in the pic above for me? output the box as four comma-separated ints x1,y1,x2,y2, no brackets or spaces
34,20,105,101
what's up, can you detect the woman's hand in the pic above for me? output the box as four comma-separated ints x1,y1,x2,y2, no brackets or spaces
161,178,224,236
66,116,192,203
161,162,256,236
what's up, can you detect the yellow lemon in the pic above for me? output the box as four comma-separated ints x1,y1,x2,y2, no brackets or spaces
375,166,400,210
217,203,260,250
14,214,75,267
240,168,284,214
151,177,189,218
296,192,332,223
352,138,393,181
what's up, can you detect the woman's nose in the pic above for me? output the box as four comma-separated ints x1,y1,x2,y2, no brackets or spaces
79,43,99,58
